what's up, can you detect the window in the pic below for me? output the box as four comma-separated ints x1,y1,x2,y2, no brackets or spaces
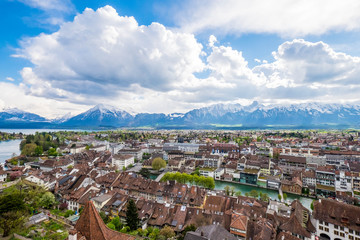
334,230,339,235
325,222,329,226
340,232,345,237
325,227,329,232
334,225,339,229
340,226,344,231
350,230,354,234
319,226,324,230
349,236,354,240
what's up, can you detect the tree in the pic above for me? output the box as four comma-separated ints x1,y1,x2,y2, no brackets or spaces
21,143,37,156
235,191,242,196
249,190,259,198
224,185,230,195
310,200,314,211
139,168,151,178
34,145,43,156
230,186,235,196
40,192,56,209
0,210,26,237
48,147,58,156
126,199,140,231
278,194,282,201
179,224,196,240
159,225,175,238
283,193,288,201
152,157,166,171
259,192,269,202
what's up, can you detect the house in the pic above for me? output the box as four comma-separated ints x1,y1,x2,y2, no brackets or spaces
313,198,360,240
112,154,134,169
316,166,336,198
70,145,86,154
239,168,259,185
281,178,302,195
335,170,352,195
229,212,248,238
184,224,237,240
0,168,7,182
91,194,113,211
117,148,143,160
279,200,315,240
214,168,225,180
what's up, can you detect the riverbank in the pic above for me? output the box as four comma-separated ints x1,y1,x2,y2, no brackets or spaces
214,180,314,210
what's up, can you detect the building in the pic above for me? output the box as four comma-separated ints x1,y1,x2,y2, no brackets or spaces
316,166,336,198
313,199,360,240
0,168,7,182
112,154,134,169
68,201,136,240
335,170,352,195
239,169,258,185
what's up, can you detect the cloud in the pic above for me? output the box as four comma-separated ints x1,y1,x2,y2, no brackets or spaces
10,6,360,116
5,77,15,81
173,0,360,37
17,0,75,26
253,39,360,87
16,6,204,101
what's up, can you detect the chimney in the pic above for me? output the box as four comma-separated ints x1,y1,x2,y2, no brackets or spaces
68,229,77,240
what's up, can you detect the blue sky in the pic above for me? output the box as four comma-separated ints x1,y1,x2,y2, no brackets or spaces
1,0,360,118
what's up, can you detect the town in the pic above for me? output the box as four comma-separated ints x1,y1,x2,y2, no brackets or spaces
1,129,360,240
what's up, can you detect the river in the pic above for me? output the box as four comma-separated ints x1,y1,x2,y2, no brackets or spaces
215,180,314,210
0,139,22,164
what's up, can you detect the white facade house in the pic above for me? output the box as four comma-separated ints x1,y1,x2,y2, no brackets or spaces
335,171,352,193
25,175,56,190
112,154,134,169
0,169,6,182
214,168,225,180
199,169,215,178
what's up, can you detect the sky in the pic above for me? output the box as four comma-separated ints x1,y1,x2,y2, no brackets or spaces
1,0,360,118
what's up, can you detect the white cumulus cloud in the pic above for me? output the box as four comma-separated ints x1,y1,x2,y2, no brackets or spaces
173,0,360,37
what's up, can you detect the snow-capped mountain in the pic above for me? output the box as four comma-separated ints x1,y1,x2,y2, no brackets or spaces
61,104,134,127
1,102,360,129
0,108,47,122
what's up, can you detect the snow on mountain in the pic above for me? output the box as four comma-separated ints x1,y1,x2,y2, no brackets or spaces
2,102,360,128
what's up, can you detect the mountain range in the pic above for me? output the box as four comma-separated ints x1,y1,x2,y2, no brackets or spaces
1,102,360,129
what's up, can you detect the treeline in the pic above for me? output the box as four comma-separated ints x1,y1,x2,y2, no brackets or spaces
160,172,215,189
20,132,62,156
0,132,23,141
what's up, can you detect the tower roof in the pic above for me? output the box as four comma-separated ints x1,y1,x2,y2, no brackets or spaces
74,201,136,240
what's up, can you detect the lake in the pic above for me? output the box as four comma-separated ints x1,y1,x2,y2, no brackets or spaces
0,129,99,134
0,139,22,164
215,180,314,210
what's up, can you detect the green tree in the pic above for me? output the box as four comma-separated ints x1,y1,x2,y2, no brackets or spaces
235,191,242,196
0,210,26,237
48,147,58,156
230,186,235,196
40,192,56,209
259,192,269,202
139,168,151,178
224,186,230,195
249,190,259,198
34,145,43,156
159,225,175,238
310,200,315,211
179,224,196,240
107,222,116,230
152,157,166,171
278,194,282,201
126,199,140,231
21,143,37,156
283,193,288,201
